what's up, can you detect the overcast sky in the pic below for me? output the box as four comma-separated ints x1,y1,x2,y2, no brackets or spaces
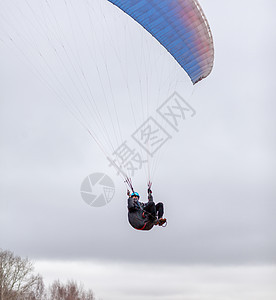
1,0,276,299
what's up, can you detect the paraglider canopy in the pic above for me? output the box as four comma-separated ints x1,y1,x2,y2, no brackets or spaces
107,0,214,84
1,0,214,183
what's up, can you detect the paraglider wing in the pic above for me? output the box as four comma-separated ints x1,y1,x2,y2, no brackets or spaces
107,0,214,84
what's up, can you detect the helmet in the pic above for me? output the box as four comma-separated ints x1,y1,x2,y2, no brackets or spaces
131,192,140,198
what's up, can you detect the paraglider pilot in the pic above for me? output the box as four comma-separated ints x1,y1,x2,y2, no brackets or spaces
127,184,166,231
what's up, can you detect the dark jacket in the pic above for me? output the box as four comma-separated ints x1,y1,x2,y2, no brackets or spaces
127,194,155,231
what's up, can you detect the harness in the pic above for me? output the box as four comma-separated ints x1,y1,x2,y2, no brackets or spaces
125,177,167,229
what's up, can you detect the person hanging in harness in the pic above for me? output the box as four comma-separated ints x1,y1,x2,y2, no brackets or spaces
127,181,167,231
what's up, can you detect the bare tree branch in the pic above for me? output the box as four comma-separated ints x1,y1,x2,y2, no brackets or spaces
0,249,44,300
47,280,95,300
0,249,95,300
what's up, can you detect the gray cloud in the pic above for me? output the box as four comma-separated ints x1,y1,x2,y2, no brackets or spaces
35,260,276,300
1,0,275,271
